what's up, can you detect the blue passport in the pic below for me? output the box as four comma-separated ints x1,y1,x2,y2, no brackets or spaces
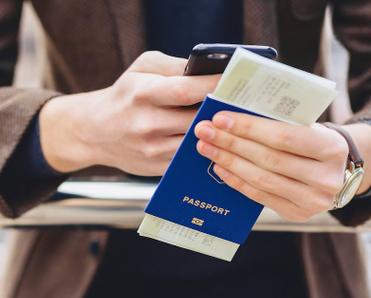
138,47,336,261
138,95,264,261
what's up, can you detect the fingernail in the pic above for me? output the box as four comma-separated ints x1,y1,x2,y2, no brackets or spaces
198,142,218,158
197,125,216,141
213,114,234,130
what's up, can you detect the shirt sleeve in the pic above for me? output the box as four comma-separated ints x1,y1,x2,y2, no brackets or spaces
0,114,68,217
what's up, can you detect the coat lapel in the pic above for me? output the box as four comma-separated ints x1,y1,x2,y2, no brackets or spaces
107,0,280,67
106,0,146,68
243,0,280,55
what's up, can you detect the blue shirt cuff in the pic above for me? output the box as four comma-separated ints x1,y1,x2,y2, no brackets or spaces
0,114,67,206
14,115,64,180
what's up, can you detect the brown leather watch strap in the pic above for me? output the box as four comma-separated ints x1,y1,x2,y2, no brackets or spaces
323,122,364,168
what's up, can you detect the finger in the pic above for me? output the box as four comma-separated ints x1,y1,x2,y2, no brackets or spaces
158,161,172,176
213,165,312,222
129,107,196,142
140,135,184,168
138,135,183,176
128,51,188,76
196,141,333,212
144,74,220,106
141,160,174,177
212,112,342,161
166,107,198,134
158,135,184,175
152,136,185,174
194,122,341,193
149,107,198,135
157,135,186,160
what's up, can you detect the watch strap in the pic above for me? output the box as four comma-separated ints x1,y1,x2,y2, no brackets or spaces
322,122,364,168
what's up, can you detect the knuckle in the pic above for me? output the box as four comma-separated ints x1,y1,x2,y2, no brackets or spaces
245,186,265,201
253,173,270,190
323,135,349,161
276,129,294,148
130,51,165,72
239,116,254,136
238,182,273,205
264,151,282,171
171,82,191,105
310,167,343,195
324,175,343,195
312,167,343,194
227,175,245,191
134,119,155,137
219,152,236,169
132,89,148,105
142,144,160,159
224,134,237,150
312,195,333,212
321,194,334,209
138,51,161,63
332,139,349,161
132,91,146,104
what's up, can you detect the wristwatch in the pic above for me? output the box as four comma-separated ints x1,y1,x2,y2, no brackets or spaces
323,122,365,209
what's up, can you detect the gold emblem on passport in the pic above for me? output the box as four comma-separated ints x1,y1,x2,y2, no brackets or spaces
191,217,204,226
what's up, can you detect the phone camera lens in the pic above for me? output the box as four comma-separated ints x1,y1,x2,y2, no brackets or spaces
207,53,229,60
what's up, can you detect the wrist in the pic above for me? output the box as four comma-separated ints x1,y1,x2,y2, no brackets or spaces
342,123,371,193
39,92,96,173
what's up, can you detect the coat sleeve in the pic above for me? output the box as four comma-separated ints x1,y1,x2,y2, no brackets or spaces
0,88,63,218
0,0,22,87
330,0,371,226
0,1,65,218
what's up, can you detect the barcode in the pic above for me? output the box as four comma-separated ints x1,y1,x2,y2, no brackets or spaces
273,96,300,116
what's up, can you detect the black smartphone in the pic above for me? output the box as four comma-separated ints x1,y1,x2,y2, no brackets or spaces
184,43,277,76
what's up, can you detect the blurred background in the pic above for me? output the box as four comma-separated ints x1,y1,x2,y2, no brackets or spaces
0,2,370,291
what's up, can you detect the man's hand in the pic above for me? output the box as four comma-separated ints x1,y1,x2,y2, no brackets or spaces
39,51,219,175
195,111,371,222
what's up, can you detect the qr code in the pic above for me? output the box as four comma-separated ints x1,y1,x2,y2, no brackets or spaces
273,96,300,116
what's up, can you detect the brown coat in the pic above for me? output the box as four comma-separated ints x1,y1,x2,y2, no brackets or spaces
1,0,371,297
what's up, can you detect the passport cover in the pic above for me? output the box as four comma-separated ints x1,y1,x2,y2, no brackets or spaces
144,95,264,245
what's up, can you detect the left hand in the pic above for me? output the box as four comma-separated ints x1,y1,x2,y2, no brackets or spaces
195,111,351,222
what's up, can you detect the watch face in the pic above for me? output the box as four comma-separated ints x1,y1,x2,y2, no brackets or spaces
338,168,364,208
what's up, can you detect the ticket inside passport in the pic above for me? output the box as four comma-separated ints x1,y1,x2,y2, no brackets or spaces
139,214,239,261
138,47,338,261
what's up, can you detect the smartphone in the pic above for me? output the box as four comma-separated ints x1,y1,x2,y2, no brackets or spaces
184,43,277,76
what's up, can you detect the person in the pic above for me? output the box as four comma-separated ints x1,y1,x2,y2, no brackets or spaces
0,0,370,297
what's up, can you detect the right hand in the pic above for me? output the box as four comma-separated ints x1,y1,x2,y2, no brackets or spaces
39,51,220,175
